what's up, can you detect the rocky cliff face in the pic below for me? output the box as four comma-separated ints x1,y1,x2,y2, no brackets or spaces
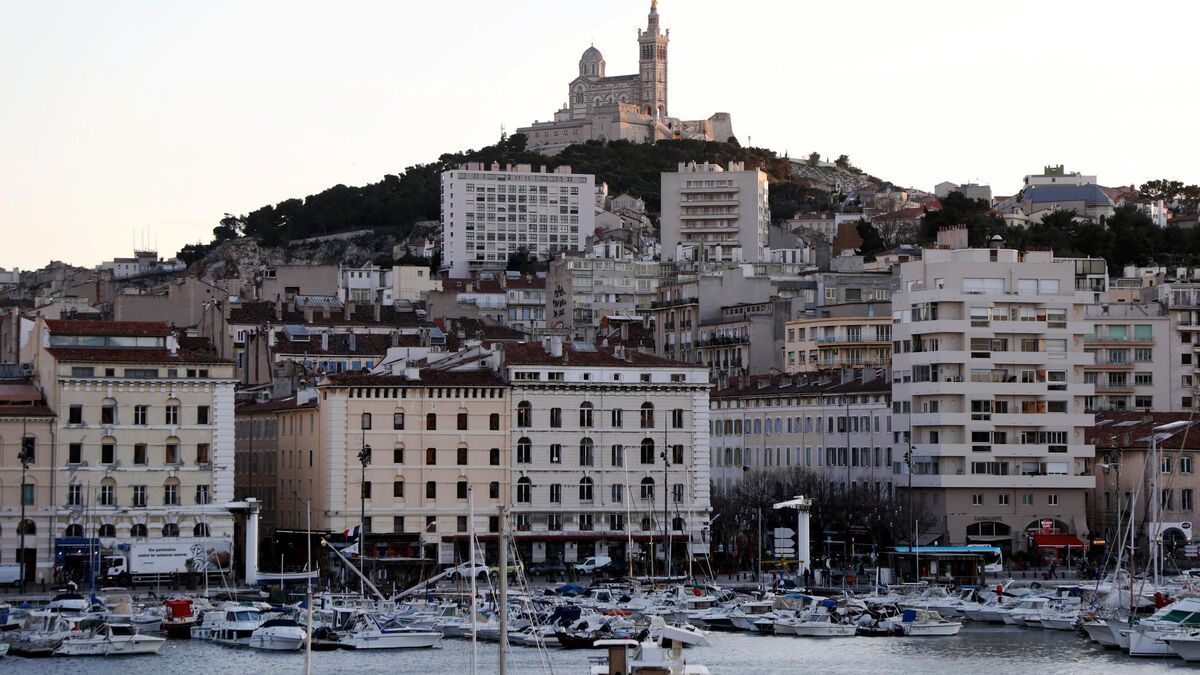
194,232,400,282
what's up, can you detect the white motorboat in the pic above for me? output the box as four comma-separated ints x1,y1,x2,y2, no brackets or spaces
789,612,857,637
1039,612,1079,631
210,606,265,647
338,613,442,649
592,623,712,675
54,622,166,656
728,601,776,632
0,642,8,658
1003,597,1051,626
1164,631,1200,662
899,609,962,637
248,617,308,651
1082,619,1119,647
8,611,80,657
1127,597,1200,657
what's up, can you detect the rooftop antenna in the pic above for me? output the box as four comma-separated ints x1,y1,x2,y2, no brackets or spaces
500,123,507,142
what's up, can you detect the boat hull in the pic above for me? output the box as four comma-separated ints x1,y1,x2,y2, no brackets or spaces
341,631,442,649
1165,636,1200,662
55,636,166,656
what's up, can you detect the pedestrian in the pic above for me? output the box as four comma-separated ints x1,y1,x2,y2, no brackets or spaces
1049,560,1057,580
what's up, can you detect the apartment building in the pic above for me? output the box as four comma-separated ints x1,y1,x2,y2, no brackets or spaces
339,265,393,304
545,257,660,340
234,398,285,540
0,378,55,583
1083,302,1186,412
661,161,770,264
1157,283,1200,410
708,371,893,496
505,272,547,335
441,162,595,278
504,339,710,570
784,315,892,373
32,319,237,583
891,248,1095,554
1088,412,1199,556
318,365,511,569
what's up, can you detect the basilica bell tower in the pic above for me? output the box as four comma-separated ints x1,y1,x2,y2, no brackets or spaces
637,0,669,118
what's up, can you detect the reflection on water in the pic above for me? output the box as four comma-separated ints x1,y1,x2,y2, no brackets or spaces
3,624,1194,674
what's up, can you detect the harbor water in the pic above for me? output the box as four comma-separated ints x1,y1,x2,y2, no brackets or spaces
2,623,1192,674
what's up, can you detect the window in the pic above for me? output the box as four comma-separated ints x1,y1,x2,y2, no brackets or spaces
640,438,655,464
548,514,563,531
490,448,500,465
68,484,81,506
489,481,500,499
517,401,531,427
101,441,115,464
457,447,468,465
456,516,467,533
972,494,983,506
393,480,405,498
640,402,655,429
672,444,684,465
611,444,624,466
194,523,210,537
1022,494,1033,506
611,408,623,428
166,442,180,464
69,443,82,464
579,438,595,466
611,483,624,503
196,443,210,464
550,408,562,428
165,405,179,425
131,523,147,538
1163,489,1175,510
101,403,116,425
517,437,531,463
457,411,468,430
516,477,531,503
197,406,210,425
1184,489,1195,512
69,405,82,425
393,412,405,430
672,409,684,429
579,402,594,428
457,480,468,499
999,493,1010,505
550,483,562,503
489,413,500,430
134,405,148,425
1048,494,1059,506
673,483,684,503
394,446,405,464
1182,456,1194,474
195,485,210,504
20,483,34,506
426,413,437,430
96,524,115,538
1135,372,1153,385
640,477,655,501
132,485,147,507
426,481,437,499
426,447,437,465
164,483,179,505
100,484,115,506
163,523,180,537
579,477,594,502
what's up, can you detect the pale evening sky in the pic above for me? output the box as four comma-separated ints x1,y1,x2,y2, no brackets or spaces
1,0,1197,270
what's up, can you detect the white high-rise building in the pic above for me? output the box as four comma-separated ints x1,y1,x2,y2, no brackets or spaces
891,247,1095,554
661,161,769,264
441,163,595,278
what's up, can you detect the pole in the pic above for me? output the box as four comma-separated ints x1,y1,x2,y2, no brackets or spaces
498,505,507,675
469,488,477,675
361,424,367,597
19,427,28,594
756,508,763,581
1151,433,1159,588
663,413,670,579
305,501,312,675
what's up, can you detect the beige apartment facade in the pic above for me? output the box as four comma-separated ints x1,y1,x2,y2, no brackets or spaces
318,367,511,571
0,381,55,584
891,248,1096,554
33,319,237,584
784,316,892,373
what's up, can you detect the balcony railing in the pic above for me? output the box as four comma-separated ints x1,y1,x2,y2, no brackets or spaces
1083,335,1154,343
651,298,698,309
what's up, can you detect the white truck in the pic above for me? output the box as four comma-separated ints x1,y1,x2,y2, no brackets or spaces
103,540,232,586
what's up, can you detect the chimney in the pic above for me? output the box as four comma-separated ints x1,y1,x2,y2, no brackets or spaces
373,300,381,323
303,306,314,323
549,335,563,358
275,294,283,320
349,332,357,353
167,333,178,356
405,366,421,380
344,301,354,321
322,305,330,320
391,331,400,348
321,333,329,351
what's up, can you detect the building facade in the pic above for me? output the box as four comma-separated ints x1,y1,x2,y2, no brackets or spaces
891,248,1095,553
441,163,595,278
784,316,892,373
661,162,770,263
0,379,55,584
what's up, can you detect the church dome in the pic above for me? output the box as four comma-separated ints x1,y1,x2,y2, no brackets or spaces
579,46,605,77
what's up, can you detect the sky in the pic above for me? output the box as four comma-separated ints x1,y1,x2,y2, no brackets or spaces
2,0,1198,270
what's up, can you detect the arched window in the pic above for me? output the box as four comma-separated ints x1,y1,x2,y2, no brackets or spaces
163,523,180,537
426,480,437,499
194,523,210,537
640,438,655,464
966,522,1011,538
579,438,595,466
98,523,116,538
517,401,532,428
640,477,655,500
640,517,652,531
517,437,532,464
17,519,34,535
65,524,83,537
516,477,532,503
672,517,685,531
753,419,762,434
457,410,469,431
640,402,655,429
579,402,594,428
579,477,594,502
130,523,148,538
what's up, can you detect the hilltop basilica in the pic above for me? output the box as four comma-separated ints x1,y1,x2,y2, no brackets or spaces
517,1,733,155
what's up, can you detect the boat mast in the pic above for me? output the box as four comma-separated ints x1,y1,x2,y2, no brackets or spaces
469,488,477,675
497,505,507,675
305,500,313,675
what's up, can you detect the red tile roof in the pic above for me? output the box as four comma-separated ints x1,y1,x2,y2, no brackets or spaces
502,341,693,368
46,347,232,365
1088,411,1198,450
45,319,172,336
0,404,55,418
237,396,314,414
324,368,506,387
505,275,546,290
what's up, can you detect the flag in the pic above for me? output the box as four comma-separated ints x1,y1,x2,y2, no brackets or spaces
342,525,360,538
342,542,359,557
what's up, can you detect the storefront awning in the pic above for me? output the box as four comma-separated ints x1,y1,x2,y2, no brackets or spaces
1032,534,1085,548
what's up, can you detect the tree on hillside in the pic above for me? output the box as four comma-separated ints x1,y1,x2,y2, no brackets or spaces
855,220,886,260
1140,179,1186,203
1106,204,1160,268
919,191,1003,245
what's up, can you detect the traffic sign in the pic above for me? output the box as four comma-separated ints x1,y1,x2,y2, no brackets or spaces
774,528,796,539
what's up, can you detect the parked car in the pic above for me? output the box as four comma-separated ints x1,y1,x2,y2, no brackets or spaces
529,560,567,577
574,556,613,574
0,563,22,587
593,560,629,579
447,562,490,580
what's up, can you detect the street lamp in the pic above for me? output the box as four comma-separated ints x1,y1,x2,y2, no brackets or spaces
18,434,34,594
1149,420,1189,587
359,412,372,594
